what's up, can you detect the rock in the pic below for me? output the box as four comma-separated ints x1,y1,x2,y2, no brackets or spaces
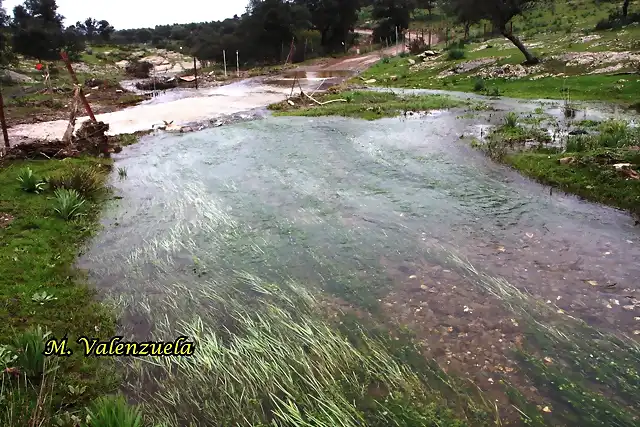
569,129,588,135
613,163,633,169
408,58,416,65
1,70,35,83
364,79,377,84
423,50,438,56
287,100,295,106
390,75,398,81
559,157,576,165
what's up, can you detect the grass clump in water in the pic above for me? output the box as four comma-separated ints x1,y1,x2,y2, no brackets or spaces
269,90,464,120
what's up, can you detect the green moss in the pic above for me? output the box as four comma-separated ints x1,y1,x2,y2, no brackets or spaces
0,158,118,420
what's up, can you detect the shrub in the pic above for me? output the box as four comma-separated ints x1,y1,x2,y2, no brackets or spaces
9,326,51,378
125,60,154,78
504,112,519,128
53,188,86,220
597,119,636,148
17,168,46,193
473,78,486,92
47,166,105,198
382,56,391,64
408,39,429,54
447,48,466,60
566,135,595,152
85,395,143,427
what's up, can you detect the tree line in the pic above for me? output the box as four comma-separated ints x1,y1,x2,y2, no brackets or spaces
0,0,114,64
0,0,636,68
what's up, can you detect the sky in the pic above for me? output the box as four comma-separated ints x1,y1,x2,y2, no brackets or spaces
3,0,249,29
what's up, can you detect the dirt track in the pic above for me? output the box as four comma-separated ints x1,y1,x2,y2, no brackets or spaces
5,34,433,143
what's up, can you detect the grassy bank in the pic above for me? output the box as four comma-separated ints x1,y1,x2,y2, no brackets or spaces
359,53,640,105
477,117,640,214
507,149,640,214
269,90,465,120
0,158,133,426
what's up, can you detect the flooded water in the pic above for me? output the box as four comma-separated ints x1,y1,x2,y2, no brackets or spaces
78,102,640,425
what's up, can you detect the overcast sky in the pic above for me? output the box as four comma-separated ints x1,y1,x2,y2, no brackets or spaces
3,0,249,29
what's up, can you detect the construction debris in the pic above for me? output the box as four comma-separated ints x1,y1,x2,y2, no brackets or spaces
3,119,122,160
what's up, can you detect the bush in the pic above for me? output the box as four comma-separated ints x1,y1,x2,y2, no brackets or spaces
447,48,466,60
53,188,86,220
9,326,51,378
504,112,519,128
125,60,154,78
47,166,105,199
17,168,46,193
408,39,429,54
85,395,143,427
473,78,486,92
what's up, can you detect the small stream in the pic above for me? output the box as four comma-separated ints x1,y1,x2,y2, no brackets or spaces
77,86,640,425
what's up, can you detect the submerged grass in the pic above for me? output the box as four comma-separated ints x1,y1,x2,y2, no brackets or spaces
441,249,640,427
269,90,464,120
124,275,482,427
0,158,120,425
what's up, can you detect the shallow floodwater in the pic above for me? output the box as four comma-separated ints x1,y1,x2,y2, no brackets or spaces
79,109,640,423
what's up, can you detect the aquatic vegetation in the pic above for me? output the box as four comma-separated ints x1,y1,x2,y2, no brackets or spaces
122,276,483,427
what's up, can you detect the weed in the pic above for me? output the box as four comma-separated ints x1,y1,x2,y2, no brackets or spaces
31,291,57,305
447,48,466,60
9,326,52,378
504,112,519,128
0,345,18,368
85,394,144,427
117,167,128,179
53,188,86,220
47,166,105,199
17,168,45,193
473,78,486,92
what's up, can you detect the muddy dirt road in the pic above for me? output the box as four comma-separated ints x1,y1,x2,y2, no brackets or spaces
7,40,420,143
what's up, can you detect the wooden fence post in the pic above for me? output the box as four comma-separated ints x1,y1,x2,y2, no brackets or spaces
60,51,96,122
193,56,198,90
0,88,9,150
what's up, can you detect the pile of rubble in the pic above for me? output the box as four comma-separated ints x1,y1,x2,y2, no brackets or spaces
475,63,543,79
117,49,201,75
553,51,640,71
437,58,497,78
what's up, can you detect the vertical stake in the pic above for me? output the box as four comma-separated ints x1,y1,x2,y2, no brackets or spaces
60,51,96,122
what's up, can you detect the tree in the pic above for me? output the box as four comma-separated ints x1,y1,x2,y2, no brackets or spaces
416,0,435,17
11,0,85,60
372,0,415,42
10,0,75,60
0,0,14,66
622,0,630,18
84,17,97,40
295,0,360,52
97,19,114,42
445,0,545,64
